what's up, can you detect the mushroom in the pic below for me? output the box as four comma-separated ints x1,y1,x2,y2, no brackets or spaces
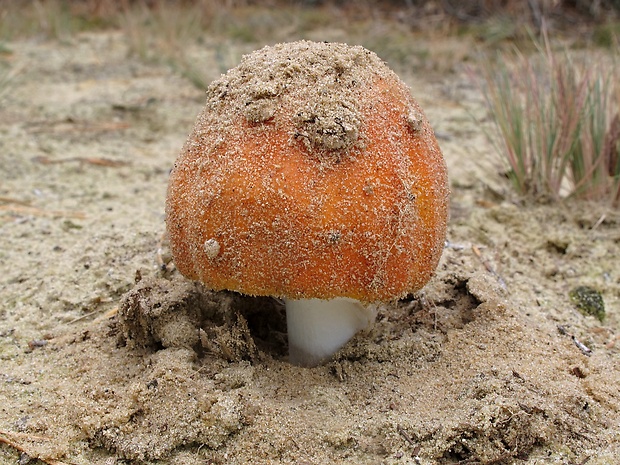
165,41,449,367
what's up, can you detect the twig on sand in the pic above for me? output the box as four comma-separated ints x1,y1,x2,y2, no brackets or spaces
558,325,593,356
397,425,417,448
397,425,421,461
0,196,32,206
32,155,129,167
0,430,72,465
27,120,131,135
0,204,86,219
65,305,117,325
471,245,507,290
0,196,86,219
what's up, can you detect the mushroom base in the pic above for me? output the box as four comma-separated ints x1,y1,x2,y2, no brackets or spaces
285,297,377,367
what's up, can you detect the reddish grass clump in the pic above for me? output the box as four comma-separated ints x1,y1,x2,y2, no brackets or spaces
479,35,620,206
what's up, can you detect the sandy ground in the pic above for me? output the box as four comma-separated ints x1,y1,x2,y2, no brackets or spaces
1,29,619,465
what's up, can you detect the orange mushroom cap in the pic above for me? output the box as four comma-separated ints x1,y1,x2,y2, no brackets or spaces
166,40,449,303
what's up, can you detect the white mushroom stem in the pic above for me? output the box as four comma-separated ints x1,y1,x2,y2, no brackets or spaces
284,297,378,367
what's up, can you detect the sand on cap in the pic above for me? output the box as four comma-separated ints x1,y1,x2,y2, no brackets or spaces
165,40,449,303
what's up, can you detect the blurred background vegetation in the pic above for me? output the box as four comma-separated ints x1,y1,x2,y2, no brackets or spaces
1,1,619,73
1,0,618,205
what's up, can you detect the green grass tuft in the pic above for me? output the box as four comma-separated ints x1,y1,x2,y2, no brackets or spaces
478,33,620,206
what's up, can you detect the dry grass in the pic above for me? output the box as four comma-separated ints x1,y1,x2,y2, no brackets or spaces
478,33,620,206
0,56,18,105
0,0,115,41
0,1,476,89
2,1,617,89
118,1,215,88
